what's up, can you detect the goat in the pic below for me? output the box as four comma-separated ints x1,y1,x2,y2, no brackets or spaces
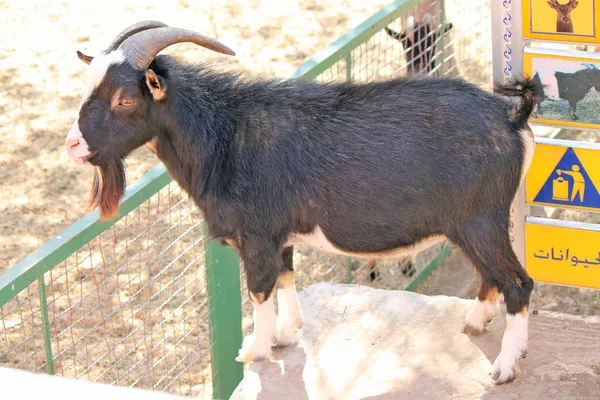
65,21,542,385
547,0,578,33
385,17,453,75
554,63,600,120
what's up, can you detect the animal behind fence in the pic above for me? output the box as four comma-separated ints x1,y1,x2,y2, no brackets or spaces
384,15,453,75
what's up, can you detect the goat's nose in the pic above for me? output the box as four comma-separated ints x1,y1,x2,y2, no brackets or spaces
67,138,81,151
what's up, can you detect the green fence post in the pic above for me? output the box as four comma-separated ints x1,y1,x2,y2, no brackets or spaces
204,224,244,400
404,243,455,292
347,258,354,283
37,275,55,375
345,54,352,81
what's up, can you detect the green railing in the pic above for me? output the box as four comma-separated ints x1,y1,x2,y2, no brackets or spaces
1,0,492,399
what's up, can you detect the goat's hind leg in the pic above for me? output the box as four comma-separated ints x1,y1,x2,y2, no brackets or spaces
452,213,533,385
462,282,500,335
276,246,304,347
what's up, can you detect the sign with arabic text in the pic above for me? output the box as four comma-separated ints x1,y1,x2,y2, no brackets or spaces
526,138,600,212
526,218,600,289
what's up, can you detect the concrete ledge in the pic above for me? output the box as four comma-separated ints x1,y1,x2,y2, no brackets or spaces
231,283,600,400
0,367,182,400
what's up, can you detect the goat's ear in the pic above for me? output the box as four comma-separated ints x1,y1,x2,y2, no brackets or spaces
399,32,409,47
77,51,93,65
145,69,167,101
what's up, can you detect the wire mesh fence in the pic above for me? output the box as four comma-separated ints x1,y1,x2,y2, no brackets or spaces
1,182,214,398
1,0,494,398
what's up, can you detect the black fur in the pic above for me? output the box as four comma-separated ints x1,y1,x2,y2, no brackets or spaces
554,67,600,120
77,55,539,314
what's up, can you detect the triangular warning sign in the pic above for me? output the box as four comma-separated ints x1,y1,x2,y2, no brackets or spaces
533,147,600,208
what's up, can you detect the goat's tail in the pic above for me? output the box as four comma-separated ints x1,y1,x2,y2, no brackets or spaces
494,76,544,130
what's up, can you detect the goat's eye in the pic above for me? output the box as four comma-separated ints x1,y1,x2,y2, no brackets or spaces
119,98,135,107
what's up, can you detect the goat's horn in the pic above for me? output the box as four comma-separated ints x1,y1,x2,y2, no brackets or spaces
118,27,236,70
106,20,170,52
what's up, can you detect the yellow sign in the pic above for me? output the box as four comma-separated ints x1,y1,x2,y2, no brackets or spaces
526,219,600,289
526,139,600,212
523,0,598,43
523,48,600,130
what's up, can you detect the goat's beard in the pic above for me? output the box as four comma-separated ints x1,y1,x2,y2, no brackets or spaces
89,159,126,221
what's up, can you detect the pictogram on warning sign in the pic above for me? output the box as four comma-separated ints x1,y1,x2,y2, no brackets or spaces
526,140,600,212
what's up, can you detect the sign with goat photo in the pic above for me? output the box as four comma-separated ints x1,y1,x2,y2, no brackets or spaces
526,138,600,212
526,218,600,289
523,0,598,43
523,47,600,129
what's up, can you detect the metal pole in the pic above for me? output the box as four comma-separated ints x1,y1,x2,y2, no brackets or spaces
345,54,352,81
37,276,55,375
204,223,244,400
492,0,527,267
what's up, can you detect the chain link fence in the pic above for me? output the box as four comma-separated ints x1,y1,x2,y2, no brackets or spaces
1,0,492,398
1,181,213,397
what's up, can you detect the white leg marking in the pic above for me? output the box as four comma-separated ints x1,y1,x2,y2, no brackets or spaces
492,311,529,384
236,294,277,363
276,284,303,347
463,297,499,334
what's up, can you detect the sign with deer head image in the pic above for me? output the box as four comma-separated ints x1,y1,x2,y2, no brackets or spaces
523,0,598,42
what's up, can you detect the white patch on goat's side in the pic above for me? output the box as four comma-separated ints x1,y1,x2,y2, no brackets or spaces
236,294,278,363
285,226,445,259
464,297,499,333
80,50,125,106
492,311,529,384
518,128,536,184
276,284,303,347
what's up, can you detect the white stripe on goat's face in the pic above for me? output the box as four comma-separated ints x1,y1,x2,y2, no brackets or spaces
81,50,125,106
66,50,126,165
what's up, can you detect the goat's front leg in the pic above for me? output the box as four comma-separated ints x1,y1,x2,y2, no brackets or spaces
235,242,279,363
276,246,303,347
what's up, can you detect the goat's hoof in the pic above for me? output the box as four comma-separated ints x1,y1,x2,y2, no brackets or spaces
461,321,485,336
461,315,494,336
491,355,522,385
235,333,276,363
276,321,302,347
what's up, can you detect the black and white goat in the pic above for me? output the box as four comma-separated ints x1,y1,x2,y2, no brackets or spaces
66,21,542,385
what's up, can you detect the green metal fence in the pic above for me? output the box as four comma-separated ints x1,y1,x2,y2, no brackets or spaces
0,0,492,399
